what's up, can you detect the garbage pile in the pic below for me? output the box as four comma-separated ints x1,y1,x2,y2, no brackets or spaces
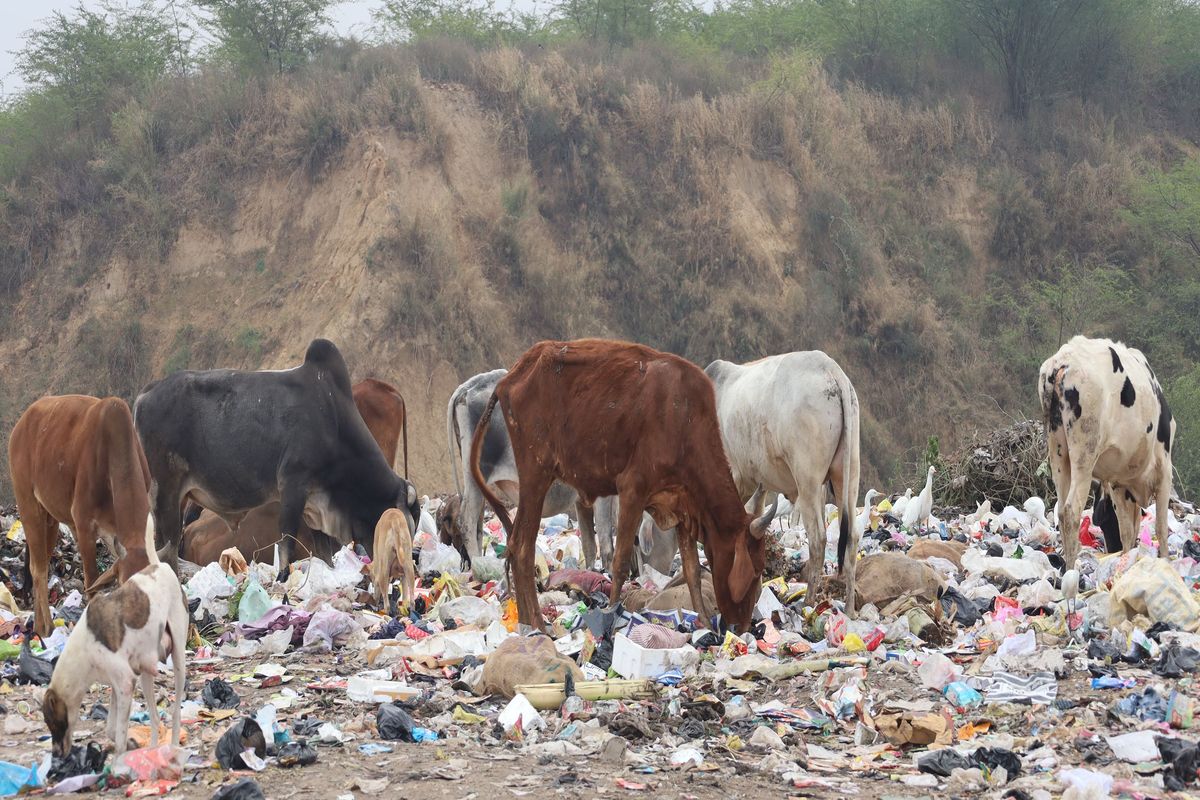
936,419,1056,508
0,493,1197,797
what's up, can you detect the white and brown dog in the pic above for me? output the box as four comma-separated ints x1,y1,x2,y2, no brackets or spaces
371,508,416,613
42,516,188,757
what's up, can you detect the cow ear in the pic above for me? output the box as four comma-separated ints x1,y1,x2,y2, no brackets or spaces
406,483,417,507
729,544,757,604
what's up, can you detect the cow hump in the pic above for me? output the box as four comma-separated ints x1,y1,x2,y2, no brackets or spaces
304,339,352,393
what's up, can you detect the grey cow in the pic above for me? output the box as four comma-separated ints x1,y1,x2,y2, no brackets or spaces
447,369,598,563
588,496,678,576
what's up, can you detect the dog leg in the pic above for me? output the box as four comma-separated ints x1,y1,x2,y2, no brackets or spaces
112,675,134,755
141,670,159,748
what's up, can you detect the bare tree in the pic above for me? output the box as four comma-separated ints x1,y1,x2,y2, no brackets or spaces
953,0,1089,117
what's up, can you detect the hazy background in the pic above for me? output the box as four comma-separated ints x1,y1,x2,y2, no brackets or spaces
0,1,382,96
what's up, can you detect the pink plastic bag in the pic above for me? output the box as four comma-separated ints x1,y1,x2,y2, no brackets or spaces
111,745,187,782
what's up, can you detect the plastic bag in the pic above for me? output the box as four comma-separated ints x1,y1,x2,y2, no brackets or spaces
917,652,960,690
202,678,241,710
301,609,359,652
420,542,463,575
376,703,415,741
1110,556,1200,631
111,745,189,781
944,682,983,710
1159,735,1200,790
277,741,317,768
1154,645,1200,678
17,635,54,686
215,718,267,770
471,554,505,583
437,596,500,627
185,562,235,618
47,742,106,783
0,760,40,795
237,579,272,624
498,693,545,732
211,778,266,800
258,627,293,657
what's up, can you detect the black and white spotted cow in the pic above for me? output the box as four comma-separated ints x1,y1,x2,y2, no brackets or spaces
1038,336,1177,571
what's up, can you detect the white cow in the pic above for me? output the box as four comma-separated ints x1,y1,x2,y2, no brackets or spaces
705,352,862,613
1038,336,1176,570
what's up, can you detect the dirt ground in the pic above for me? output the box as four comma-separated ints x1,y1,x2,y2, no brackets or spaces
0,641,1160,800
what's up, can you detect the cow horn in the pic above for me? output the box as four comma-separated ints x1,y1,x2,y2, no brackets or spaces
751,494,779,540
746,484,764,514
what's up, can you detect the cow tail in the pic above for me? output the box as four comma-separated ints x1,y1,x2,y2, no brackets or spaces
447,387,463,496
469,392,514,539
400,395,409,480
835,376,861,572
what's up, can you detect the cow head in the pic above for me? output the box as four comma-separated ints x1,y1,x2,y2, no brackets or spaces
714,488,775,633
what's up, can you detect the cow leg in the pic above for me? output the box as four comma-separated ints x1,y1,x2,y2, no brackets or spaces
576,501,598,571
458,484,485,564
608,492,644,607
1155,466,1172,559
74,521,100,597
1046,431,1074,554
676,519,713,625
798,493,826,603
150,479,184,574
1113,488,1140,552
1061,454,1099,572
19,502,56,638
511,477,552,630
276,483,306,583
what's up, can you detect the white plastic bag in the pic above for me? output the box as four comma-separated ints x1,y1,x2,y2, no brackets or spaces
185,562,235,618
437,596,500,627
420,542,464,575
499,693,545,732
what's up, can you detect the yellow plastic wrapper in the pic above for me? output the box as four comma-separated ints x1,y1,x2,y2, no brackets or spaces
842,633,866,652
452,705,487,724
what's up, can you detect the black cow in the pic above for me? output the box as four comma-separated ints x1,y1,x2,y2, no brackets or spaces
135,339,420,577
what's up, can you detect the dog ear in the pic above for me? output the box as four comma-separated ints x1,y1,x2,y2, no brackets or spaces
42,688,68,747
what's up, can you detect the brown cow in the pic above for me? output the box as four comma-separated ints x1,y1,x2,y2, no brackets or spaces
8,396,154,636
469,339,773,632
181,504,336,567
353,378,409,478
180,378,407,567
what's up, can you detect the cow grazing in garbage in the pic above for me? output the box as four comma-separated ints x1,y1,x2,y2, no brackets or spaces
705,352,863,614
9,395,156,636
135,339,421,577
181,503,336,567
469,339,774,632
447,368,598,563
178,378,410,569
1038,335,1176,571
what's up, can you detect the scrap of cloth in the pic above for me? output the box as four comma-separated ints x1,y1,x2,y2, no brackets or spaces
972,671,1057,705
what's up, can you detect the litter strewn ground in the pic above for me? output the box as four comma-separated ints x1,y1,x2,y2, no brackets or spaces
0,491,1199,799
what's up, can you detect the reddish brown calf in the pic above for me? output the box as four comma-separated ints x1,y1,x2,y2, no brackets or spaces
469,339,771,632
